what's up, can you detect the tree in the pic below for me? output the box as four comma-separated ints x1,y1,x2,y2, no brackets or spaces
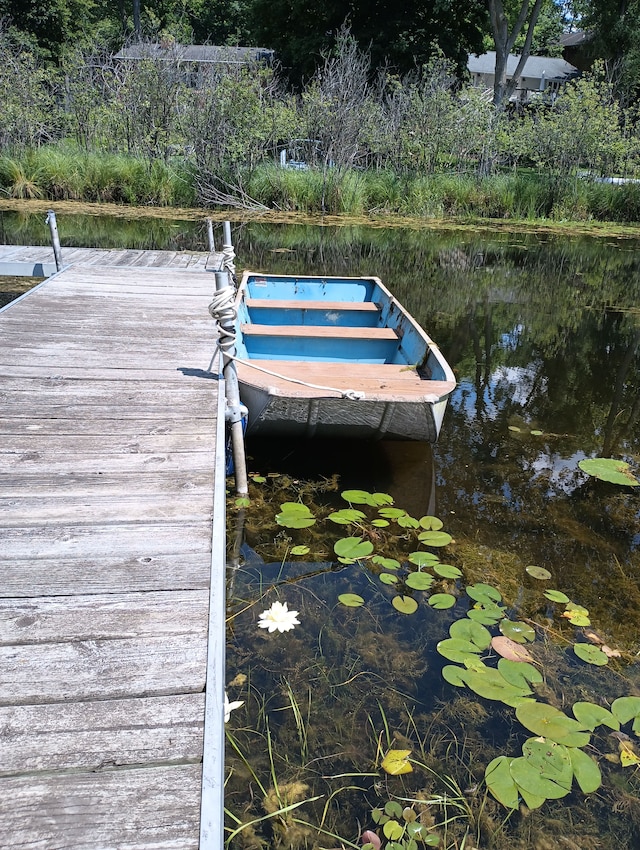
488,0,545,106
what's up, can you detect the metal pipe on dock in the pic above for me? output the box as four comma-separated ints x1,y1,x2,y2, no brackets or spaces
206,219,216,253
46,210,63,272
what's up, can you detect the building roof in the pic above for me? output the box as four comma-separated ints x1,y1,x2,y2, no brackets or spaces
115,43,274,65
467,51,578,81
559,30,593,48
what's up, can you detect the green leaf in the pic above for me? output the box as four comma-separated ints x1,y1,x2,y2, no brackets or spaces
526,565,552,580
544,589,571,604
572,702,620,731
515,702,591,747
327,508,367,525
466,583,502,604
398,514,420,529
371,519,390,527
578,457,639,486
392,595,418,615
485,756,519,809
370,492,394,505
425,835,440,847
449,618,492,649
385,801,404,818
341,489,378,505
499,619,536,643
459,667,533,706
383,820,405,840
510,756,571,800
333,537,374,559
433,563,462,578
611,697,640,726
428,593,456,609
338,593,364,607
521,737,573,790
371,556,401,570
418,515,444,530
379,572,399,586
436,637,483,664
408,551,440,567
405,572,434,591
574,643,608,666
441,665,467,687
498,658,543,691
377,507,407,519
290,545,310,555
417,530,453,546
569,746,602,794
275,502,316,528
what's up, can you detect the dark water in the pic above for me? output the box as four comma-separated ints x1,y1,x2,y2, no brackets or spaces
2,210,639,848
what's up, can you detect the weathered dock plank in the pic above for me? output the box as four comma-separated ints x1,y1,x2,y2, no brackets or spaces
0,257,228,849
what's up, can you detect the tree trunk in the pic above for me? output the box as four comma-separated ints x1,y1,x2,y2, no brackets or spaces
133,0,141,41
488,0,544,108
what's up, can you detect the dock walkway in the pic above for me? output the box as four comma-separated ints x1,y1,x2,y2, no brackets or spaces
0,251,227,848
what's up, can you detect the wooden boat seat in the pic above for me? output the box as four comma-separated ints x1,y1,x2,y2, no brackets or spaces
245,298,380,312
235,360,456,400
240,324,397,340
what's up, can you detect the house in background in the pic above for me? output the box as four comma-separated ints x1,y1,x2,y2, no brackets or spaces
467,51,579,104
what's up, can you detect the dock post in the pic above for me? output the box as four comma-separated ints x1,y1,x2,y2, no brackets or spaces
46,210,63,272
214,269,248,496
222,220,235,278
206,219,215,253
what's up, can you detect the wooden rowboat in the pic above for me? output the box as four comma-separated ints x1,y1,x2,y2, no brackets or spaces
231,271,456,441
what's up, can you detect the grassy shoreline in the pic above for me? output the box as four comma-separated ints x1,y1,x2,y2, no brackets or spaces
2,197,640,241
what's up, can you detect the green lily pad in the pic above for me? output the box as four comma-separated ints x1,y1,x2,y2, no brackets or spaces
333,537,374,560
485,756,519,809
515,702,591,747
566,612,591,627
510,756,571,800
338,593,364,607
398,514,420,529
449,618,492,649
371,519,390,527
530,429,544,436
441,664,468,687
371,556,401,570
341,489,379,505
275,502,316,528
466,583,502,604
526,565,552,580
578,457,639,486
521,738,573,789
569,746,602,794
467,603,506,625
428,593,456,609
417,530,453,547
499,619,536,643
544,589,571,604
408,551,440,567
611,696,640,727
290,545,310,555
572,702,620,731
327,508,367,525
436,638,482,664
392,595,418,615
460,667,533,706
574,643,608,666
378,507,408,519
498,658,543,691
433,563,462,578
418,515,444,530
405,572,434,591
379,573,399,586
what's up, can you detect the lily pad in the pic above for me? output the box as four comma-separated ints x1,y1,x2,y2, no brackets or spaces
466,583,502,604
467,603,506,625
408,551,440,567
418,515,444,530
334,537,374,560
433,563,462,579
498,658,542,690
275,502,316,528
526,565,552,580
571,702,620,732
371,556,401,571
381,749,413,775
569,747,602,793
485,756,519,809
491,636,534,663
449,618,492,649
338,593,364,607
436,638,482,664
544,589,571,604
516,702,591,747
611,696,640,730
521,737,573,790
428,593,456,610
405,572,434,591
499,619,536,643
379,573,399,586
573,643,608,666
392,595,418,615
578,457,639,486
341,489,379,505
290,545,310,555
441,665,468,687
460,667,533,706
417,530,453,547
327,508,367,525
509,756,571,800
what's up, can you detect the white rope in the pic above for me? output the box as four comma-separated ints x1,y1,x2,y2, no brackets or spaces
208,286,237,355
225,352,366,400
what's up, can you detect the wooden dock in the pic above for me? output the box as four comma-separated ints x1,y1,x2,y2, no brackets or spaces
0,252,227,848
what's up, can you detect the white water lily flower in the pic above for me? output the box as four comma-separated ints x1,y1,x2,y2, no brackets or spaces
224,692,244,723
258,600,300,633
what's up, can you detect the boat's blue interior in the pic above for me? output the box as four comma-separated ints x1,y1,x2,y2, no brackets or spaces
236,274,438,369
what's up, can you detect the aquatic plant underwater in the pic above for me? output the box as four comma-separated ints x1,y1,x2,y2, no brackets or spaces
224,461,640,850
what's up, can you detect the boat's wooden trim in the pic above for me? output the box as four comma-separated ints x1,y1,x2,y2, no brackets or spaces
236,360,455,400
240,324,397,340
245,298,380,312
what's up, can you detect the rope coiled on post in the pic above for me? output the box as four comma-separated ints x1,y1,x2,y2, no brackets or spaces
208,286,237,355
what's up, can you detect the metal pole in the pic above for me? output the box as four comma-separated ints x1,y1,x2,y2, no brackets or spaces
214,270,248,497
222,221,235,277
46,210,63,272
206,219,215,253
